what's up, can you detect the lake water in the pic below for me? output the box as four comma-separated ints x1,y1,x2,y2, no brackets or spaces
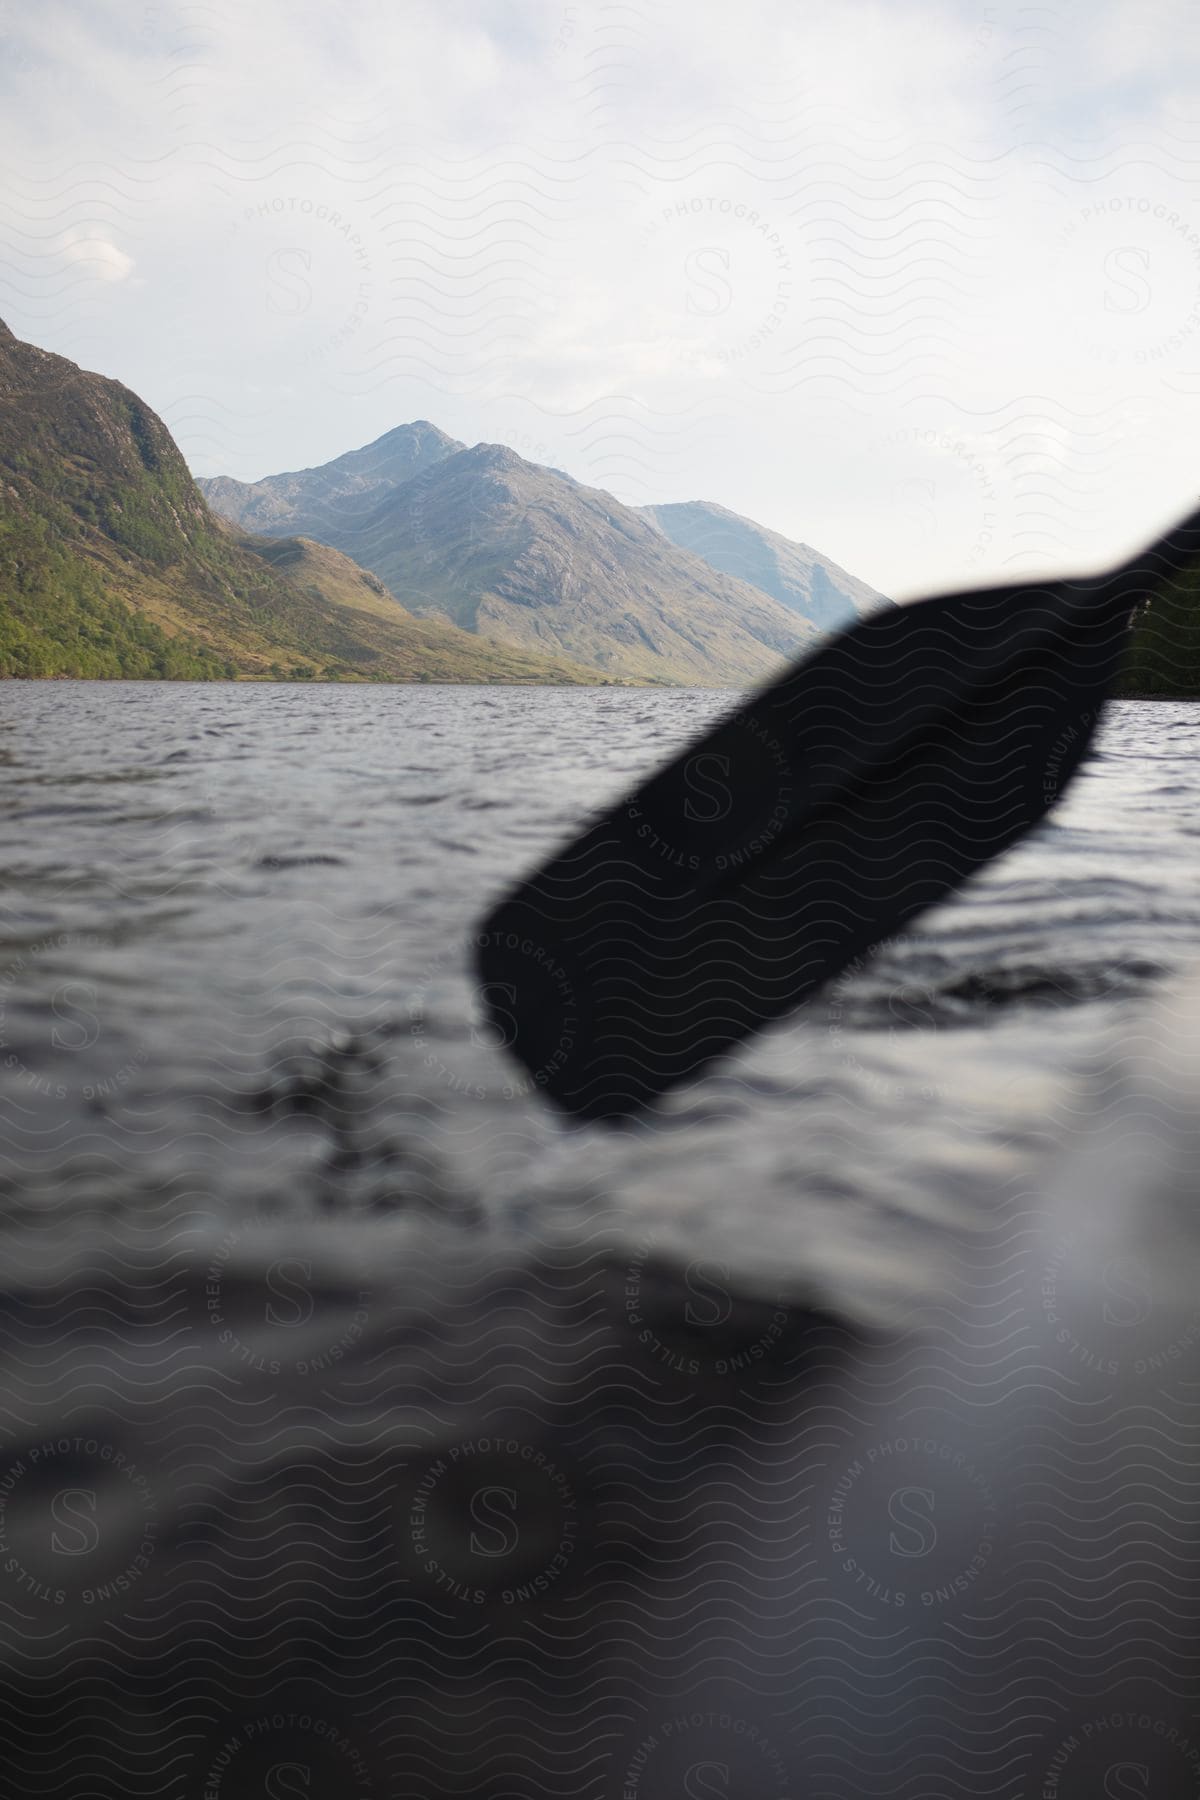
2,682,1200,1797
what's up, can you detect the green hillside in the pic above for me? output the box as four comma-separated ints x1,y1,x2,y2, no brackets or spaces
1118,575,1200,697
0,510,233,678
0,320,606,684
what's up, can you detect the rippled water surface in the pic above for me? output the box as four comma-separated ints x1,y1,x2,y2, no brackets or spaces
4,683,1200,1797
3,682,1199,1311
2,680,1200,1317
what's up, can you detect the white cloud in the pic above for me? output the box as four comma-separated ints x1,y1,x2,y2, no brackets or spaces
58,228,136,284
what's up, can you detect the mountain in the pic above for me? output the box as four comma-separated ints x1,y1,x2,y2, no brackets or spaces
199,426,892,681
641,499,887,630
227,525,605,683
2,318,1182,692
197,421,462,539
0,323,602,684
293,442,823,684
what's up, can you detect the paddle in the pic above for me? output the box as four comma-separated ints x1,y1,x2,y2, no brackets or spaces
475,504,1200,1124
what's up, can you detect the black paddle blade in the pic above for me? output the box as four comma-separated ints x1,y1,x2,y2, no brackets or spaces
475,507,1200,1124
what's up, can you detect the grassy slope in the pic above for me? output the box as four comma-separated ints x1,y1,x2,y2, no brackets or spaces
231,530,610,682
0,508,235,679
0,323,609,684
1118,576,1200,697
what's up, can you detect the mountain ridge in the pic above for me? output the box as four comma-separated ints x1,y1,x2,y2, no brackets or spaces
302,438,822,684
0,323,607,684
199,420,463,538
642,498,885,630
10,319,1189,691
197,428,891,659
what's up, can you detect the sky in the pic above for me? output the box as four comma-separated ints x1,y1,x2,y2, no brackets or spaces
2,0,1200,598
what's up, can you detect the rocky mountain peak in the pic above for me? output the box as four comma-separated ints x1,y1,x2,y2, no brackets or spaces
461,442,526,474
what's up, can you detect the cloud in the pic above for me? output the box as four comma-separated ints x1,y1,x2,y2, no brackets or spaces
58,229,136,284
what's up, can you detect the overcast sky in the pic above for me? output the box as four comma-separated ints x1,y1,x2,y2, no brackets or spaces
2,0,1199,597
